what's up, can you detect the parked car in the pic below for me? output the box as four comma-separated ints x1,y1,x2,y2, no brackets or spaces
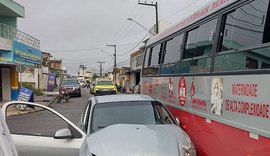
0,109,18,156
61,78,81,97
90,78,117,95
78,94,197,156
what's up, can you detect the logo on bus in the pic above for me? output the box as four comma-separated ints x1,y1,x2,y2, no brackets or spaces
178,77,186,106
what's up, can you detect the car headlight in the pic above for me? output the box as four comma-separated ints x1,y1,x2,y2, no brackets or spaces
181,141,196,156
181,132,197,156
95,88,99,91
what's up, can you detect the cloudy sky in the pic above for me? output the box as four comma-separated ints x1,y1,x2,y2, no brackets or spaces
14,0,210,75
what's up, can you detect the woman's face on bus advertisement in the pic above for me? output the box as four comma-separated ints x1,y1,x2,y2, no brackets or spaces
213,82,219,96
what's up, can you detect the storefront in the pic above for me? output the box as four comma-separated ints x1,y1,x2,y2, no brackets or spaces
0,40,41,101
0,38,13,101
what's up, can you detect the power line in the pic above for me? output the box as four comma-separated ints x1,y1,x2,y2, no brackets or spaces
117,32,149,57
45,41,141,53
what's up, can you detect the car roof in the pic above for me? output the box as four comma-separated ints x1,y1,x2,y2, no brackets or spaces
90,94,155,104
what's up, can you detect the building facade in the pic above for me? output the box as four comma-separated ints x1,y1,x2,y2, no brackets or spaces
0,1,41,101
119,67,130,88
130,47,144,86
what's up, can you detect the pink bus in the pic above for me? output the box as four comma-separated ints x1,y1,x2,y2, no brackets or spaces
141,0,270,155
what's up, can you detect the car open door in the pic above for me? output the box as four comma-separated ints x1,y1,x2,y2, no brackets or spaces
1,101,86,156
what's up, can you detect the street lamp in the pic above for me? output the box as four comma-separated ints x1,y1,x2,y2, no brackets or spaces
127,17,155,35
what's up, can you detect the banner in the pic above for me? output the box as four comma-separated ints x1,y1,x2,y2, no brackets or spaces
17,87,33,102
47,73,56,92
13,41,41,67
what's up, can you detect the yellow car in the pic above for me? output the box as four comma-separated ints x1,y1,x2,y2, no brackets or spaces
91,78,117,95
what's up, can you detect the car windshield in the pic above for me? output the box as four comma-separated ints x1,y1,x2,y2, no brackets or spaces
91,101,175,133
96,81,113,85
62,79,77,85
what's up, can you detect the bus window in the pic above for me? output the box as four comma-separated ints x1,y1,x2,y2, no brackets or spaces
148,43,163,75
245,57,258,69
142,48,151,76
214,47,270,72
219,0,270,51
183,18,217,59
160,34,183,75
181,18,217,74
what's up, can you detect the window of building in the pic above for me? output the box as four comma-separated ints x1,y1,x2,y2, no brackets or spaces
219,0,270,51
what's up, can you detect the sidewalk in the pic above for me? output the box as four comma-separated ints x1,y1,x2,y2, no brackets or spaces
35,91,59,105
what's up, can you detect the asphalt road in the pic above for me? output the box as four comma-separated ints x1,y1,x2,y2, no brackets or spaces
50,87,91,124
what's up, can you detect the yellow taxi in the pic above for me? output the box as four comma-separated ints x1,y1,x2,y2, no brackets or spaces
91,78,117,95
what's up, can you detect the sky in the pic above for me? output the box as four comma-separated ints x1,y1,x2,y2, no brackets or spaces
14,0,210,76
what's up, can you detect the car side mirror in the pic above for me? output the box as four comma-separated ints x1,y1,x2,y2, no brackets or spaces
54,128,74,139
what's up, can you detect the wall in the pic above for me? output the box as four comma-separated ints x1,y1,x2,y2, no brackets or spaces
130,73,136,85
20,68,41,89
1,67,11,101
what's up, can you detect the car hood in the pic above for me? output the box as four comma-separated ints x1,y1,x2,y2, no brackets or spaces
81,124,189,156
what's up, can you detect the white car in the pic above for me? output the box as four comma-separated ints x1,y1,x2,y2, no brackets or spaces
0,109,18,156
2,95,196,156
79,94,196,156
1,101,86,156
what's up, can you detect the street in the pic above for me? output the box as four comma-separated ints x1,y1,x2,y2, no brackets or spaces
50,87,90,124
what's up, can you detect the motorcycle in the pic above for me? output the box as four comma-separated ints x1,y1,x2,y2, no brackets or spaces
57,87,70,103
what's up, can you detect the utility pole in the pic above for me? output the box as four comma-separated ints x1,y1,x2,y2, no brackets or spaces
106,44,117,82
97,61,105,77
138,1,159,34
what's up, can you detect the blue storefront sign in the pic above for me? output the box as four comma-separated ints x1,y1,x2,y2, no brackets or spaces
47,73,56,92
13,41,41,67
17,87,33,102
0,50,13,64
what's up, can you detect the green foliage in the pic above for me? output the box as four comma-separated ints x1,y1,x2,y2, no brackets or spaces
21,82,44,96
